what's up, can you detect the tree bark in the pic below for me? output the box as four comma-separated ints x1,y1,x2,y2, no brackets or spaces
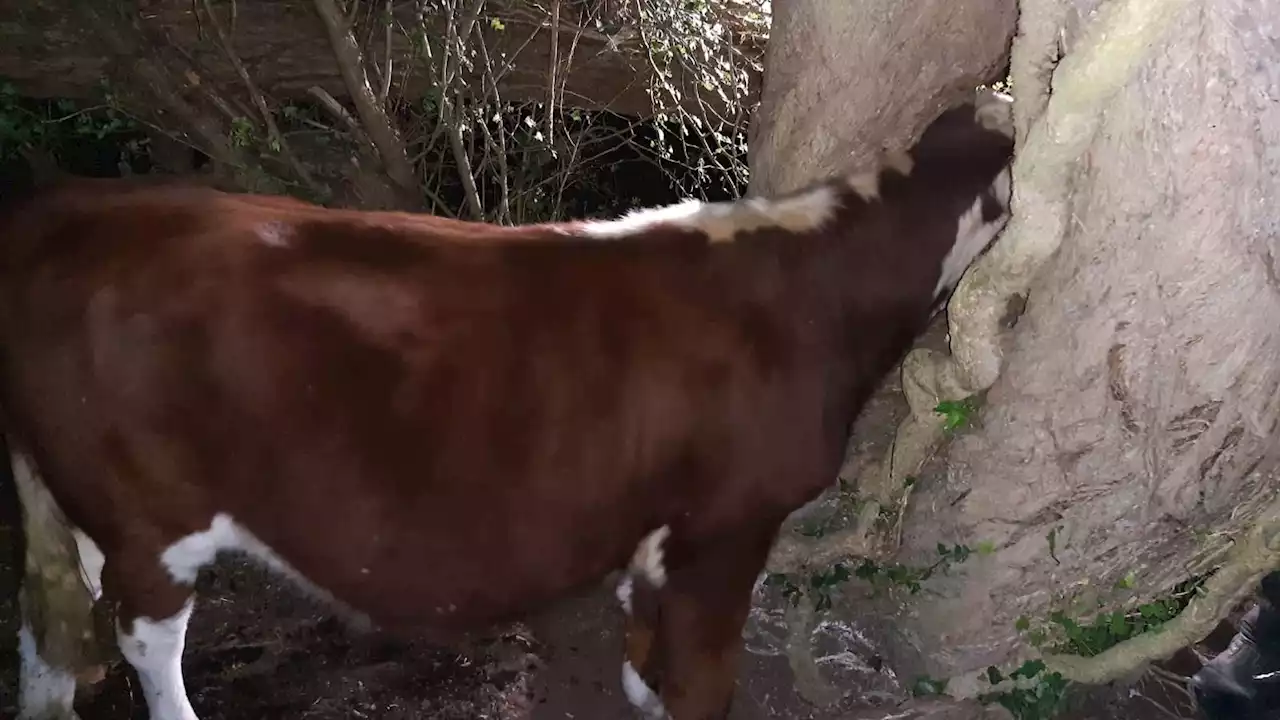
742,0,1016,714
889,0,1280,680
750,0,1280,711
747,0,1017,196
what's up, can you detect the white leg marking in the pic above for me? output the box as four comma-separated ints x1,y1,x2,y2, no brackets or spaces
630,525,672,588
616,574,634,616
933,166,1013,300
844,148,914,202
118,599,200,720
71,530,105,601
577,186,840,244
622,660,668,719
17,623,80,720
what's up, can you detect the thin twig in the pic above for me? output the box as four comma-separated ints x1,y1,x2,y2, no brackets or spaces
545,0,561,145
379,0,394,104
306,86,376,151
472,25,512,224
439,0,488,219
313,0,419,198
198,0,326,197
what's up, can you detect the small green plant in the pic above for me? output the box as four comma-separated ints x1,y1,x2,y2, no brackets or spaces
0,81,142,161
934,395,981,432
1046,575,1205,657
979,660,1069,720
911,674,949,697
854,542,981,595
764,562,853,611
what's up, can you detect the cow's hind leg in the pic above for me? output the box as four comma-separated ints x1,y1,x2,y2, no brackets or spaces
102,543,204,720
620,523,778,720
618,527,670,718
11,450,106,720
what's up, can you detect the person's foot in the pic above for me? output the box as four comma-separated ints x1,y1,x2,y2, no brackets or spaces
1192,602,1280,719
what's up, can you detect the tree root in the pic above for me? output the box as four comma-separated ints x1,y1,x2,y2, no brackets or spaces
944,506,1280,699
784,595,845,707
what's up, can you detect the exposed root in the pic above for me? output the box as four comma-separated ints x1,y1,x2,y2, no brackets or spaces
945,503,1280,698
783,596,844,707
1007,0,1065,145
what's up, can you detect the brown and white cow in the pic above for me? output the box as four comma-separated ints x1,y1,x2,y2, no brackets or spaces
3,93,1014,720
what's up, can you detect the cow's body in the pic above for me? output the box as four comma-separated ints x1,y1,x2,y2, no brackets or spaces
6,96,1014,720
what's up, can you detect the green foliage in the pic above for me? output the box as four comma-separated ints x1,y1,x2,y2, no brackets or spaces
1044,576,1205,657
911,674,949,697
934,395,982,432
764,563,852,612
229,116,256,150
988,575,1208,718
0,81,143,162
979,661,1069,720
767,539,989,614
853,542,980,594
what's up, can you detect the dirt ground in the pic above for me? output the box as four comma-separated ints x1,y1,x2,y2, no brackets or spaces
0,497,1232,720
0,324,1238,720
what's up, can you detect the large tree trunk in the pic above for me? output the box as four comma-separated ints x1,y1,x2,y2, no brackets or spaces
890,0,1280,681
750,0,1280,713
742,1,1017,716
748,0,1017,195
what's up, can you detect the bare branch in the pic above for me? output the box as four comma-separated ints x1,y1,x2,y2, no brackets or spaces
472,26,512,224
306,85,375,150
379,0,394,105
435,0,488,219
312,0,419,197
198,0,327,198
545,0,561,144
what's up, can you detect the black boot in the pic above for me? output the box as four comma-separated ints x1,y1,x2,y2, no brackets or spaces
1192,572,1280,719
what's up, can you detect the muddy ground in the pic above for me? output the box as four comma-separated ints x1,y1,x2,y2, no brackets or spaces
0,324,1237,720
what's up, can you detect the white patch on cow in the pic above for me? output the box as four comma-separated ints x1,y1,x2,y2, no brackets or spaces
629,525,672,588
882,148,915,177
72,529,105,601
255,221,291,247
622,660,668,719
159,513,370,628
844,148,914,202
975,89,1015,138
117,599,200,720
616,574,634,616
933,166,1013,301
17,623,80,720
577,187,840,244
845,171,880,201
